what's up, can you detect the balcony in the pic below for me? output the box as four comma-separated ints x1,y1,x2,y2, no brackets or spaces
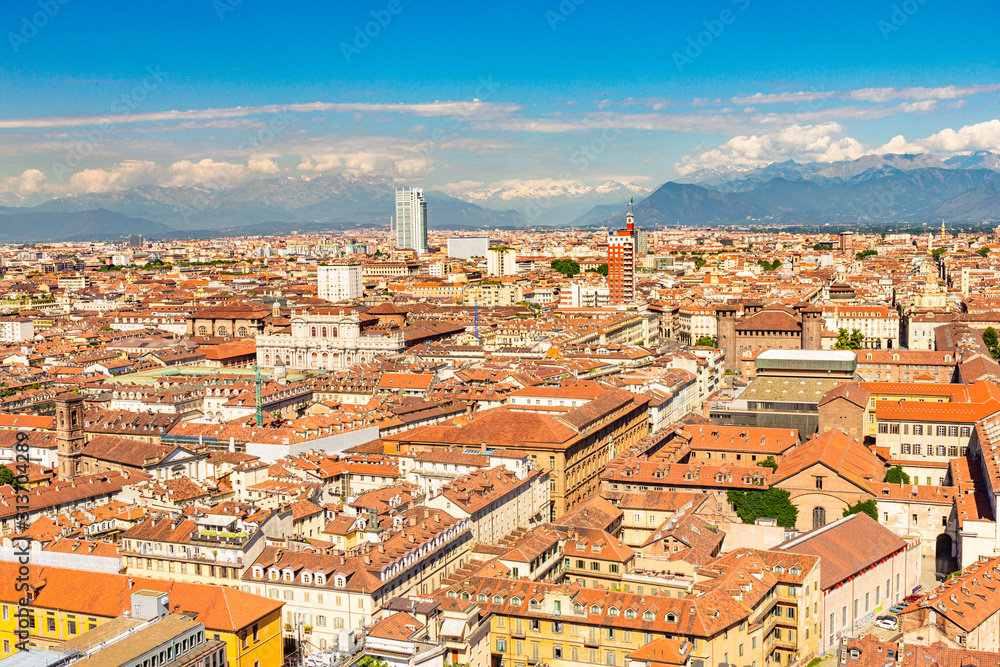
582,633,601,647
511,628,526,639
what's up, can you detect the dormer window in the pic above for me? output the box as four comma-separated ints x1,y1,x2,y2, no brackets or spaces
510,597,521,605
643,611,654,621
315,573,326,586
493,595,504,604
301,572,312,585
625,609,636,619
252,566,264,578
334,575,346,587
590,605,601,614
574,603,584,613
268,569,279,581
789,566,800,575
666,612,677,622
591,544,600,553
608,607,619,616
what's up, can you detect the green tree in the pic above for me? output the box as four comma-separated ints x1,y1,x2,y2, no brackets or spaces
694,336,717,347
726,488,798,528
757,456,779,471
550,259,581,278
884,465,911,485
357,658,389,667
695,258,707,269
856,249,878,260
984,327,1000,360
977,248,990,257
0,464,22,490
587,263,609,277
834,328,865,350
931,247,946,259
843,499,879,521
757,259,781,271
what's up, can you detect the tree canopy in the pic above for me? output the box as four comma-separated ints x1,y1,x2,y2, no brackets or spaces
856,249,878,260
834,328,865,350
550,259,580,278
884,465,911,485
727,488,798,528
0,464,22,490
587,263,609,277
985,327,1000,360
843,499,879,521
694,336,716,347
757,259,781,272
757,456,779,471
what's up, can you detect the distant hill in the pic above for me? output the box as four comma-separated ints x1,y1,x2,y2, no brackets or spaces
22,174,525,231
575,154,1000,228
0,208,172,242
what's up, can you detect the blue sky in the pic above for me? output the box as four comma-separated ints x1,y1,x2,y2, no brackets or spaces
1,0,999,200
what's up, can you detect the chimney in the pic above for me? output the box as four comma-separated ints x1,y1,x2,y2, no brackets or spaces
480,441,486,453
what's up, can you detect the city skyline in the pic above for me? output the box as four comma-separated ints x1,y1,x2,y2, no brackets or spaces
1,0,1000,205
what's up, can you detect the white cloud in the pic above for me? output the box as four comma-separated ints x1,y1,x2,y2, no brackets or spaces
0,100,521,130
848,84,1000,103
675,123,867,175
2,169,46,194
297,151,432,178
731,91,836,105
66,160,160,194
435,180,485,194
875,119,1000,154
248,158,280,174
167,159,265,188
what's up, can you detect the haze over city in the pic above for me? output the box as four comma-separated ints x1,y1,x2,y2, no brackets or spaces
2,5,1000,667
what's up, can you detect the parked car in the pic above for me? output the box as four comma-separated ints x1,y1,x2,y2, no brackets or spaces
889,604,907,614
903,594,923,603
875,617,898,630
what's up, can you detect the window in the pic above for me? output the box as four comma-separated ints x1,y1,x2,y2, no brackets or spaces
937,426,947,436
47,617,56,633
497,639,507,653
937,445,947,457
901,443,911,455
553,646,563,660
961,426,971,437
237,327,248,337
949,426,959,437
913,424,923,436
814,477,823,490
913,444,921,455
68,620,76,635
812,507,826,530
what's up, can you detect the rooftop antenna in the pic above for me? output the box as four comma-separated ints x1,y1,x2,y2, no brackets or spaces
254,363,264,427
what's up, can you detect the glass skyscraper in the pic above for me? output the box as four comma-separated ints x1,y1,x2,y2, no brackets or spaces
395,187,428,254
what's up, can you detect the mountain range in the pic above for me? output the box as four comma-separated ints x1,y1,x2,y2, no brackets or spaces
2,152,1000,241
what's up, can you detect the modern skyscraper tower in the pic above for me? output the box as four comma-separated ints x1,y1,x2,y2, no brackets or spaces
395,187,428,254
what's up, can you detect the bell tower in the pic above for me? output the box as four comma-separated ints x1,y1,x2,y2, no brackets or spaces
55,393,85,480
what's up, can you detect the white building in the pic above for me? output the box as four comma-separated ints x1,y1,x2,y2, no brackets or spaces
396,187,429,254
558,283,610,308
256,307,405,370
446,237,489,260
318,263,363,302
0,317,34,342
486,248,517,277
823,305,901,350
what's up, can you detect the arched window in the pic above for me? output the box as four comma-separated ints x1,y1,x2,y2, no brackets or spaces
237,327,248,337
321,326,328,337
311,327,317,337
197,326,207,336
812,506,826,530
217,326,228,336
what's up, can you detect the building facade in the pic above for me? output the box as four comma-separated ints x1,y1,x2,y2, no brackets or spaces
317,263,363,302
396,187,429,254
